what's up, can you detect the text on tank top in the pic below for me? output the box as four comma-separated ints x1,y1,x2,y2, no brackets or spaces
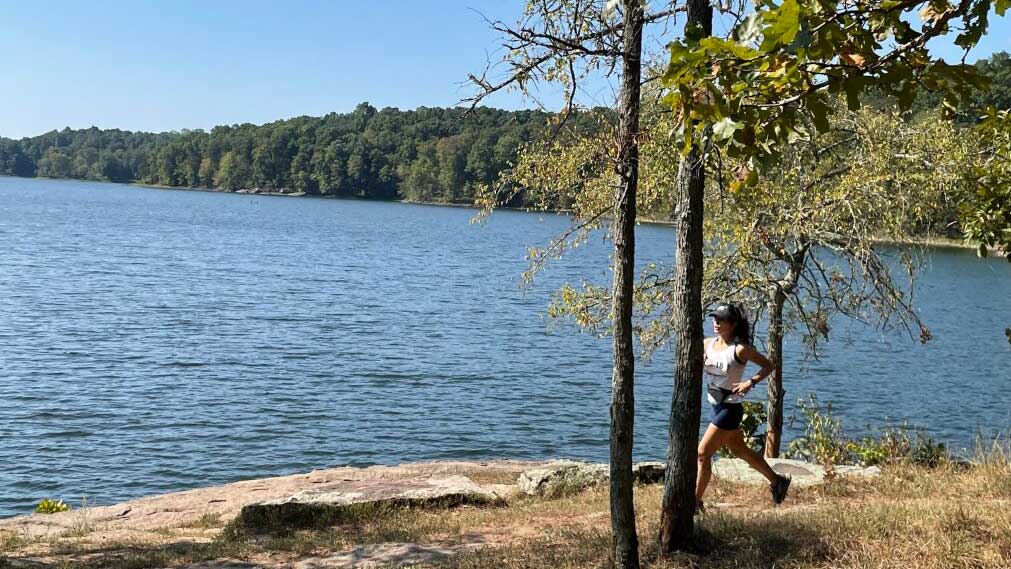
704,339,746,404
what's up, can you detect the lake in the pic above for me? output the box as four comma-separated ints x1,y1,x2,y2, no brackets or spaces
1,177,1008,517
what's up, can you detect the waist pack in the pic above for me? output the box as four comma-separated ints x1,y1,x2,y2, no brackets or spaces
707,383,734,405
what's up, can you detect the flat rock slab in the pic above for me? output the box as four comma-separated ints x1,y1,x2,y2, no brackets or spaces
294,541,483,568
712,458,881,486
0,460,542,539
517,461,668,496
239,475,500,530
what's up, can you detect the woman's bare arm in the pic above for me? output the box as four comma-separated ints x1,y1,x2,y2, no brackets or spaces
731,344,775,395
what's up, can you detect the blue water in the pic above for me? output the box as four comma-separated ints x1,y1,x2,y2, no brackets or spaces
0,177,1008,517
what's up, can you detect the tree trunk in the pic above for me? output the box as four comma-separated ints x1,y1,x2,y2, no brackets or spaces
659,0,712,554
765,287,787,458
609,2,643,568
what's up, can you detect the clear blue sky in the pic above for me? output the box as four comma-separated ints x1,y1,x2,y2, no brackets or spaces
2,1,1009,139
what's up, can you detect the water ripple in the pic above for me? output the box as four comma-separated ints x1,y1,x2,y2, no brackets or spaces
0,177,1008,517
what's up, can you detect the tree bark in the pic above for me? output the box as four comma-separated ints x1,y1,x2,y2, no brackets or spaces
609,2,643,568
765,287,787,458
659,0,712,554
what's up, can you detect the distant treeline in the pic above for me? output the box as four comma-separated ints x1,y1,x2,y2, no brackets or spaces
0,103,605,205
2,53,1008,206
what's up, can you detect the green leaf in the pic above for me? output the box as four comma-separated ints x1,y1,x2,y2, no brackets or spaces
700,37,761,60
843,77,867,111
713,117,745,141
807,96,831,133
897,82,918,111
761,0,801,50
663,40,706,85
735,12,764,44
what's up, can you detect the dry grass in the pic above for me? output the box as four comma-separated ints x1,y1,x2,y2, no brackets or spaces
2,459,1009,569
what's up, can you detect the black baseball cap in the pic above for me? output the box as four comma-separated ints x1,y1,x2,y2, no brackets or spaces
708,303,740,322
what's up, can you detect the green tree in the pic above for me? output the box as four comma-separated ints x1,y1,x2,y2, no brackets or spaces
213,150,252,191
702,106,963,457
36,147,73,178
198,157,216,188
656,0,1005,550
468,1,685,566
435,135,468,202
0,106,558,205
962,110,1011,256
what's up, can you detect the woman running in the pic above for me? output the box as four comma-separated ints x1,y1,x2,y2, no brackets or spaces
696,302,790,513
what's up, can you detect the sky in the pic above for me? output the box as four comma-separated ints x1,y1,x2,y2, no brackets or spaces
2,1,1010,140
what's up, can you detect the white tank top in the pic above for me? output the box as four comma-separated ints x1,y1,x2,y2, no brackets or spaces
704,338,747,404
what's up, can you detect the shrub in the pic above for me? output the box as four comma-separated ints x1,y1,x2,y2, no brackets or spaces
910,436,947,467
741,401,768,454
34,499,70,514
846,436,891,467
787,396,949,469
786,395,850,473
716,401,768,458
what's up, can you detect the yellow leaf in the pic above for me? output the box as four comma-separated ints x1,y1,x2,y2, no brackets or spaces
840,52,866,68
919,1,949,23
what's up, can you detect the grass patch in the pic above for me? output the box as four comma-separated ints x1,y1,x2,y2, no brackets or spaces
0,532,31,555
178,512,224,529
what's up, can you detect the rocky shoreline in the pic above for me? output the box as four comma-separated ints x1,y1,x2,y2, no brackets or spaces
0,458,878,538
0,457,895,568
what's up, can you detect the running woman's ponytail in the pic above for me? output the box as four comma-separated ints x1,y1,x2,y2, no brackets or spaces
732,303,753,346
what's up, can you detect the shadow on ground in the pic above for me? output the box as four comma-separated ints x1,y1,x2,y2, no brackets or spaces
438,512,837,569
645,512,837,569
0,538,271,569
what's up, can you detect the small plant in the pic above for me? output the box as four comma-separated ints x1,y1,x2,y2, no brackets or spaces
186,512,223,529
786,395,850,474
741,401,768,454
715,401,767,458
34,499,69,514
846,437,891,466
64,497,94,538
968,433,1011,465
788,397,950,469
847,425,913,466
845,425,948,467
910,435,947,467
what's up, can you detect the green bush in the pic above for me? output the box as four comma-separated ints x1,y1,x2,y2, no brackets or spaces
846,436,891,467
787,396,948,469
34,499,70,514
845,425,947,467
910,435,947,467
717,401,768,458
786,395,851,472
741,401,768,454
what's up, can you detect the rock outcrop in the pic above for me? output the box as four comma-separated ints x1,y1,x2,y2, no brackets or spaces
516,460,667,497
238,475,502,530
516,458,881,496
712,457,881,486
0,460,544,539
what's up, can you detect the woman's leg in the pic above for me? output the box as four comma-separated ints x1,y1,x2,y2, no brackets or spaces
696,423,732,501
725,429,778,483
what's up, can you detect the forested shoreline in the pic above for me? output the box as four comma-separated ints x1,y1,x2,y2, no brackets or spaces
1,53,1008,215
0,104,605,206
